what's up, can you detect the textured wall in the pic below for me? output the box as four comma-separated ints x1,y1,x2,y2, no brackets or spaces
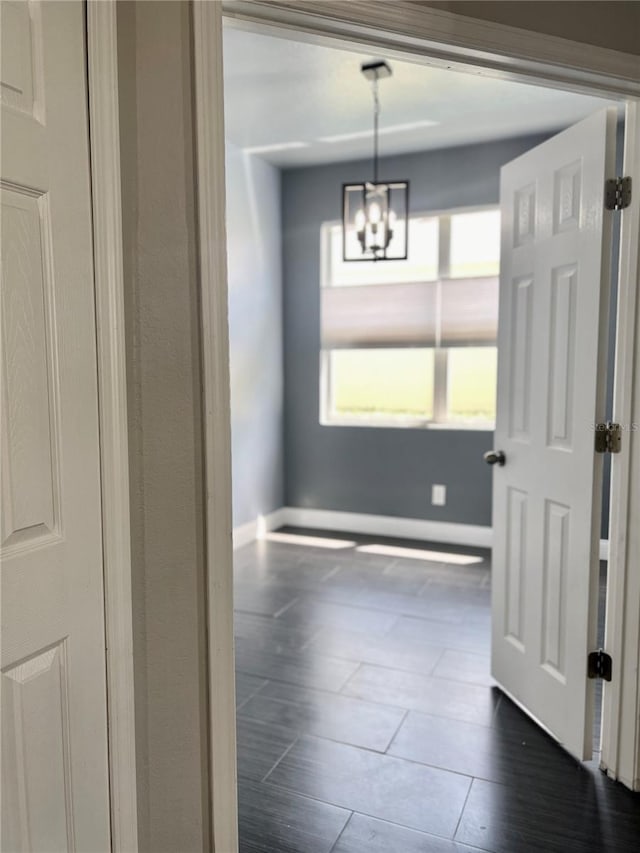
117,2,210,851
282,134,553,527
226,145,285,527
422,1,640,56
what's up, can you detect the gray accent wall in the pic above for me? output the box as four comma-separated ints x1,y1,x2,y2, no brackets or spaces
226,145,285,526
281,134,553,527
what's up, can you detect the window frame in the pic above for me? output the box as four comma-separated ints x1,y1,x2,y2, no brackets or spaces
320,203,500,430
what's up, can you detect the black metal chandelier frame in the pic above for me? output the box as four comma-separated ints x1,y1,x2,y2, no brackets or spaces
342,60,410,263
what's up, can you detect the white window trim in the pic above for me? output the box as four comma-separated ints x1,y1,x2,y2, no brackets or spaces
320,205,499,430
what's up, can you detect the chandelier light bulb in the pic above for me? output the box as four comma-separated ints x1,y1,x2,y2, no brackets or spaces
368,201,382,224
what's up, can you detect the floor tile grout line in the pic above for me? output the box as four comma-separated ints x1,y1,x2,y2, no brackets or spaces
322,564,344,584
299,623,327,652
329,810,495,853
237,631,492,684
269,730,485,780
327,810,354,853
337,661,364,695
428,645,448,676
236,667,499,727
272,595,302,619
240,672,413,715
277,592,482,625
340,657,495,692
235,676,271,713
235,641,373,671
300,640,488,687
452,775,475,841
260,736,300,784
384,708,410,754
237,708,402,755
260,776,477,848
416,578,434,596
381,612,402,637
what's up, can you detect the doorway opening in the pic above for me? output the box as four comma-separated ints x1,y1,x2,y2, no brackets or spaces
221,17,636,851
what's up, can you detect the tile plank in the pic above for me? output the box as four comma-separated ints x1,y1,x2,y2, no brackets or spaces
277,597,398,634
238,779,350,853
235,636,359,693
266,736,471,839
307,626,443,676
241,681,405,752
343,664,501,726
333,813,484,853
236,717,297,782
455,775,640,853
236,672,268,710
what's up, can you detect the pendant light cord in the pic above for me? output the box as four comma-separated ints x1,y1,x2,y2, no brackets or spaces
372,73,380,184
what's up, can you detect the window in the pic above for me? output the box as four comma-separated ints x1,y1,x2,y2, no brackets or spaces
320,208,500,428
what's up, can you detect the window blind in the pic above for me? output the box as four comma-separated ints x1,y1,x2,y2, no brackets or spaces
321,277,499,349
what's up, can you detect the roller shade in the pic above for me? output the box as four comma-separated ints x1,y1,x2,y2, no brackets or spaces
321,282,438,349
321,277,499,349
439,277,499,347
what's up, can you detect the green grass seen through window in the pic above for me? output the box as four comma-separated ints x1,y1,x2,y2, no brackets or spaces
329,347,497,423
331,349,434,418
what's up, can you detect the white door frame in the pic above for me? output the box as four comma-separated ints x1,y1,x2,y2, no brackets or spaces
193,3,239,852
192,5,640,843
86,1,138,850
601,103,640,791
80,0,640,845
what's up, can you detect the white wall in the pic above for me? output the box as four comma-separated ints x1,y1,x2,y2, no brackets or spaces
226,144,285,527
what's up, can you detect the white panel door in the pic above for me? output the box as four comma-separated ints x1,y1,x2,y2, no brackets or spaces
491,109,616,761
1,1,111,848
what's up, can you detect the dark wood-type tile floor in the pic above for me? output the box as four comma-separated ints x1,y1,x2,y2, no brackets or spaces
234,528,639,853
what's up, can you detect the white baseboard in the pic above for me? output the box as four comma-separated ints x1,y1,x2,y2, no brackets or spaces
234,505,610,559
232,508,288,550
281,507,493,549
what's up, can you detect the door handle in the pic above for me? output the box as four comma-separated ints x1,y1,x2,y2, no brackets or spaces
484,450,506,466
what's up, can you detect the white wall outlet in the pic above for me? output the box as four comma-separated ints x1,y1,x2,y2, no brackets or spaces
431,484,447,506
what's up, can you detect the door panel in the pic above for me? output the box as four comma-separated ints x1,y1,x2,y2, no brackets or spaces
492,109,616,761
1,1,111,848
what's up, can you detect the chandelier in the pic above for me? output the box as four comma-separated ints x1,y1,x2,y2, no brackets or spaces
342,60,409,262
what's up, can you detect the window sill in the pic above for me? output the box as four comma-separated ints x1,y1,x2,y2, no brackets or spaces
320,416,495,431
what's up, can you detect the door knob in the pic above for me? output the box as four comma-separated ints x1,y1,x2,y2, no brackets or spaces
484,450,506,466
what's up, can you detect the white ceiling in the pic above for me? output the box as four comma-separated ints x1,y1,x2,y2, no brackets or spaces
222,26,617,168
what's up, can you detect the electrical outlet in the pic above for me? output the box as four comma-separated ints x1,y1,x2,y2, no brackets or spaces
432,484,446,506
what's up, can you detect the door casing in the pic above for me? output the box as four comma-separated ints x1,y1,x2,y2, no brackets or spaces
92,1,640,851
86,1,137,850
195,5,640,845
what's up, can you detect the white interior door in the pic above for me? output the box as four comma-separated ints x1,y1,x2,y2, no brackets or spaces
491,108,616,761
1,1,111,847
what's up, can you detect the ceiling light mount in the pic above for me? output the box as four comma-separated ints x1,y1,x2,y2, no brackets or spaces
360,59,392,83
342,60,409,262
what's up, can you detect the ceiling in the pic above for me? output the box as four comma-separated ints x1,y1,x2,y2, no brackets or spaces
222,26,618,168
